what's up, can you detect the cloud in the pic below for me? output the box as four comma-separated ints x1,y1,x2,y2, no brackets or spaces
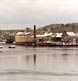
0,0,78,29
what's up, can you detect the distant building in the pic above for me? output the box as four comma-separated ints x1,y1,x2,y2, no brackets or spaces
36,32,53,42
53,33,63,42
61,32,77,43
15,32,33,44
15,31,78,45
66,32,77,36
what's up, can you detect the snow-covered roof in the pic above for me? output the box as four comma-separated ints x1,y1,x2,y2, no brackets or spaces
43,33,49,37
24,32,31,35
16,32,24,35
34,32,77,38
67,32,76,36
48,33,53,36
36,32,53,37
16,32,31,36
36,35,44,37
36,33,48,37
56,33,63,37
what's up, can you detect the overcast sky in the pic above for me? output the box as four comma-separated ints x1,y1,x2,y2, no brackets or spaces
0,0,78,29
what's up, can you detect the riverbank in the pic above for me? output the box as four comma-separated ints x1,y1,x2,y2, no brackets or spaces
16,42,78,47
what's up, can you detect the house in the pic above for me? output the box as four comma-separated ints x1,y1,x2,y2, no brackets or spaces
61,32,77,43
52,33,63,42
36,32,53,42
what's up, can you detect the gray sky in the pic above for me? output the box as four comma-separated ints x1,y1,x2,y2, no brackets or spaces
0,0,78,29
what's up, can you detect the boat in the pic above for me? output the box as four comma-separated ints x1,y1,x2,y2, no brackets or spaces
8,45,16,48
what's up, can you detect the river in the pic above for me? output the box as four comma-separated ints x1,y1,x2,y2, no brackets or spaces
0,45,78,81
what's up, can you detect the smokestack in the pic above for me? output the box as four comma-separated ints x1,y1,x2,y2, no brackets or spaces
33,25,36,47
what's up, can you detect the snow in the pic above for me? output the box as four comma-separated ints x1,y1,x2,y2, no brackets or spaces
67,32,76,36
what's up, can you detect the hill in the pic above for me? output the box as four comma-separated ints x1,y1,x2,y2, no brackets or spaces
37,23,78,33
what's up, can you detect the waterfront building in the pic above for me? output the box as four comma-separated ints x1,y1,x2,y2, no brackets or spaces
36,32,53,43
52,33,63,42
15,31,78,46
15,32,33,44
61,32,77,43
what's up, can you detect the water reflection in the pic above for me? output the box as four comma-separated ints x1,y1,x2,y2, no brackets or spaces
0,47,78,74
34,54,36,66
16,53,78,73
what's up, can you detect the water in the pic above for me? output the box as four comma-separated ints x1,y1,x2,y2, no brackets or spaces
0,45,78,81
